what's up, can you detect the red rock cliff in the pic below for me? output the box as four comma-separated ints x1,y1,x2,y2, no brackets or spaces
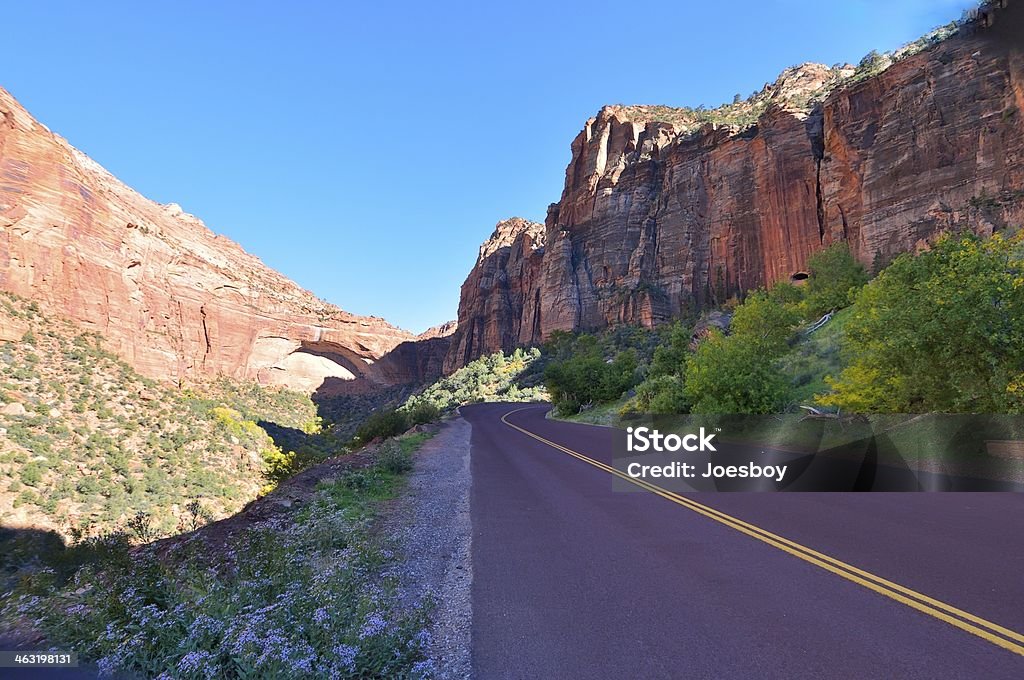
0,87,416,392
446,8,1024,369
443,218,544,372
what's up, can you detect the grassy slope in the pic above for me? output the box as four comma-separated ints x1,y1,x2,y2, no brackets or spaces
778,308,853,407
557,396,629,427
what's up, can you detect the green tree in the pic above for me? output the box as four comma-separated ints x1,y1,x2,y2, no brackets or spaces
821,233,1024,413
801,243,869,318
544,336,639,415
684,330,791,414
730,288,802,354
648,322,691,379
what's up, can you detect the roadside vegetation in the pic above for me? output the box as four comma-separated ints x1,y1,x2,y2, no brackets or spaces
0,292,449,676
544,233,1024,420
822,232,1024,414
406,348,546,412
3,432,437,678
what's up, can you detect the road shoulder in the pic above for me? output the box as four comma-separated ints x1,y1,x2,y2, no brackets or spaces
391,417,474,678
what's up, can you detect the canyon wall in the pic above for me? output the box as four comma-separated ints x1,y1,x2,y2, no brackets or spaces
446,8,1024,369
444,218,544,372
0,87,422,392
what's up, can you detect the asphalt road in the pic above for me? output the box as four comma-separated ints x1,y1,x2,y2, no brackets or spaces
465,403,1024,679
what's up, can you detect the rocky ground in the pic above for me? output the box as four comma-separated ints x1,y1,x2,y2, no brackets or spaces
390,417,474,679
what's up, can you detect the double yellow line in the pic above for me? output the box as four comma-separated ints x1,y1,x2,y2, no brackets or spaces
501,406,1024,657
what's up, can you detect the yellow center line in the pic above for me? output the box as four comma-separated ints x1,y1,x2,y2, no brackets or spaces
500,406,1024,658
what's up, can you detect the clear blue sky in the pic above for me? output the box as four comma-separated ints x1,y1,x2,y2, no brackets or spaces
3,0,973,333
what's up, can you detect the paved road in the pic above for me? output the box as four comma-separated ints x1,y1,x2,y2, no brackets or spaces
465,403,1024,679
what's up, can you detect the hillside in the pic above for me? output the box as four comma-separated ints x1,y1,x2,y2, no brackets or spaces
0,292,320,538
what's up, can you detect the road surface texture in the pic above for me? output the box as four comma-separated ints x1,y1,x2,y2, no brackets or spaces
465,403,1024,679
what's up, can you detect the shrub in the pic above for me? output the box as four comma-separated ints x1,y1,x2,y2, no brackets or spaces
821,233,1024,413
800,244,869,318
685,330,791,414
630,374,691,414
730,288,802,354
354,409,409,444
647,322,691,380
20,463,44,487
262,446,298,489
378,440,414,475
544,335,639,416
406,401,441,426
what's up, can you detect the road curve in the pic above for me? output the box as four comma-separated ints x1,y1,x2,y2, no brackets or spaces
465,402,1024,679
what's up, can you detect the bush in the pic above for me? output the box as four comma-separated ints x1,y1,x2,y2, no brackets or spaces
378,441,414,475
20,463,44,487
544,335,639,416
354,409,409,444
261,446,298,489
630,374,691,414
821,233,1024,413
800,244,869,318
406,401,441,426
684,330,791,414
730,288,802,354
647,322,691,380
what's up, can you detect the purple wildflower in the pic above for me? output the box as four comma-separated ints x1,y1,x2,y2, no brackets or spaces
411,659,439,678
178,650,213,674
358,612,388,639
333,644,358,672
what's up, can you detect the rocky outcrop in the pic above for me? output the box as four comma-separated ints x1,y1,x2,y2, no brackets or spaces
443,218,545,372
0,87,414,392
446,6,1024,369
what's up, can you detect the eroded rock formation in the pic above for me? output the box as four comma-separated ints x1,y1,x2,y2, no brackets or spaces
446,8,1024,369
0,87,414,392
443,218,545,373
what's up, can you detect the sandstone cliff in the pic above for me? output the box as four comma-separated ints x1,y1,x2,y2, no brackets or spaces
446,6,1024,368
0,87,415,392
443,218,544,372
375,321,457,387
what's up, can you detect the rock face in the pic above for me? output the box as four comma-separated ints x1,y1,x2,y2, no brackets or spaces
375,321,457,386
0,87,415,392
443,218,545,372
446,8,1024,369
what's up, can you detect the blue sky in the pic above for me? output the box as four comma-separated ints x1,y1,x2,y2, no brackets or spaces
3,1,974,333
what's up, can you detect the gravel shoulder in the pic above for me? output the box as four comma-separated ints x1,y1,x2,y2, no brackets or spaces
390,417,473,679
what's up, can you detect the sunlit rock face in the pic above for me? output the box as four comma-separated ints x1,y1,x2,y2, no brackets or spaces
447,12,1024,370
0,87,417,392
443,218,545,373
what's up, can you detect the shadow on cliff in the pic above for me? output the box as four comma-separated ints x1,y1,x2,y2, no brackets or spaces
297,332,455,443
981,1,1022,54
